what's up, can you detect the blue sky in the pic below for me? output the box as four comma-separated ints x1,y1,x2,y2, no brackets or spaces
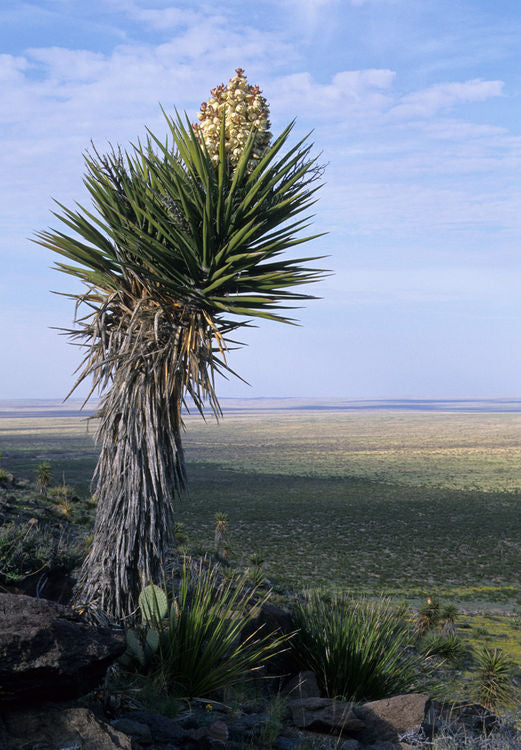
2,0,521,400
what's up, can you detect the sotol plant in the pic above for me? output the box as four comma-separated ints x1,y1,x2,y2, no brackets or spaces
35,69,325,618
291,592,421,701
121,558,290,699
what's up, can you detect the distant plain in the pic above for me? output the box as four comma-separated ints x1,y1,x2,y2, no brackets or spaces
1,398,521,611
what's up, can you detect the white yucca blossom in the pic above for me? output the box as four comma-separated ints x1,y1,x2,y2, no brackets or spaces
194,68,272,168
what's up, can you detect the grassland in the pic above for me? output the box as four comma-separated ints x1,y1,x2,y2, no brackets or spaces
2,401,521,611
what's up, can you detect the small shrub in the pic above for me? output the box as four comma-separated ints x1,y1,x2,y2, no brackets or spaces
291,592,420,701
121,557,290,699
49,484,74,500
0,468,10,482
0,520,80,583
418,631,466,663
54,500,73,517
474,647,516,710
248,553,265,587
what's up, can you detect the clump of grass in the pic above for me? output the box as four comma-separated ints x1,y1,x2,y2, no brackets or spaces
429,708,521,749
121,557,290,700
49,484,75,500
290,592,420,701
54,500,74,517
474,647,516,710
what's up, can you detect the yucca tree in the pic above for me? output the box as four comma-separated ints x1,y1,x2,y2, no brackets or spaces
35,79,324,619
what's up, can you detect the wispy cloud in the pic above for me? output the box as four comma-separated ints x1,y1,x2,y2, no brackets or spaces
391,79,504,119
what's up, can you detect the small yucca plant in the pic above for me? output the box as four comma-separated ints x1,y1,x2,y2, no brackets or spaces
418,631,467,664
474,647,516,710
36,461,52,496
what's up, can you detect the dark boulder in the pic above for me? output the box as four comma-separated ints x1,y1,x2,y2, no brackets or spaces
0,592,125,704
0,706,133,749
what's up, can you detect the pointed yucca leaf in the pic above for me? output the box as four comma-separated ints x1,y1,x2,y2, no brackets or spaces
35,232,117,276
215,112,228,234
224,128,256,199
238,130,315,214
50,202,118,258
240,151,314,220
208,299,300,323
243,120,296,185
112,192,201,277
211,217,260,266
248,232,329,260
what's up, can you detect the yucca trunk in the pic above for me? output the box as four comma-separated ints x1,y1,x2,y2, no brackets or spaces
73,294,219,618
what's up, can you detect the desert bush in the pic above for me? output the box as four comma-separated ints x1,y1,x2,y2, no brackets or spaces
49,484,75,500
418,631,467,663
121,557,290,699
0,519,80,583
290,592,420,701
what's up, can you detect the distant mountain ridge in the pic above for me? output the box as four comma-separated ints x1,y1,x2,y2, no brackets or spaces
2,397,521,417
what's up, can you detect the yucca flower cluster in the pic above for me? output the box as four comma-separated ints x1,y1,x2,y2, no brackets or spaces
194,68,272,168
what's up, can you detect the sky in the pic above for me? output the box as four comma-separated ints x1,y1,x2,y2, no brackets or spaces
2,0,521,400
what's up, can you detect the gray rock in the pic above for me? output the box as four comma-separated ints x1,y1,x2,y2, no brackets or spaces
111,717,153,744
288,696,365,733
356,694,430,744
0,592,125,704
118,710,192,743
274,737,301,750
228,712,273,740
0,706,133,750
339,739,362,749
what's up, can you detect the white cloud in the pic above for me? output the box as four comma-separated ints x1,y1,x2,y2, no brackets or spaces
269,69,395,123
391,79,504,119
26,47,107,81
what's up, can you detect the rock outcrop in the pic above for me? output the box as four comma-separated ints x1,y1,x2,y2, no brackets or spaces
0,706,133,750
0,592,125,704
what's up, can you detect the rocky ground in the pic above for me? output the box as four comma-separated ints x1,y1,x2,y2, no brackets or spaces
1,591,520,750
1,470,520,749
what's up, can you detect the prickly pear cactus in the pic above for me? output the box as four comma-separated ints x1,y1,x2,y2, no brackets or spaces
145,626,160,655
125,628,146,666
139,583,168,622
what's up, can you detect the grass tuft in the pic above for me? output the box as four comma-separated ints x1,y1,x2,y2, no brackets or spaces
290,592,420,701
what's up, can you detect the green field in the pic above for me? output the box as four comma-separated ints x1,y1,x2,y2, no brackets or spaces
2,401,521,610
